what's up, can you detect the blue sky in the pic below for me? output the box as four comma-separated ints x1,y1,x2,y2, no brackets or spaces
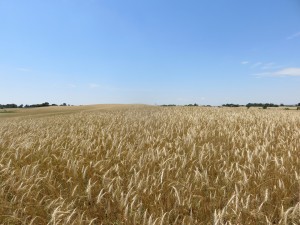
0,0,299,105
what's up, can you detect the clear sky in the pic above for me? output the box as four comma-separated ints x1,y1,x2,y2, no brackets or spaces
1,0,299,106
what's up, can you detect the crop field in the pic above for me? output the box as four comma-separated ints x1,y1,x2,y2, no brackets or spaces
0,105,299,224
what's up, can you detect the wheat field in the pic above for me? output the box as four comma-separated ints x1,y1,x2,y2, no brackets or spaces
0,105,299,224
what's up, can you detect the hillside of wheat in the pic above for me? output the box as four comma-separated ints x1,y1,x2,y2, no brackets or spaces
0,105,299,224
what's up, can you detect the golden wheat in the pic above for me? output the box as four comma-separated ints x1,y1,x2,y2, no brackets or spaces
0,105,299,224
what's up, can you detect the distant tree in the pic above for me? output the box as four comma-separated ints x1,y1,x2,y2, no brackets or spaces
222,103,241,107
0,103,19,108
280,103,284,106
8,104,17,108
61,103,67,106
185,103,198,107
263,105,268,109
40,102,50,107
246,103,279,108
19,104,23,108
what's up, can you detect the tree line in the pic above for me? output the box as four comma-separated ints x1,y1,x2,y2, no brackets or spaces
223,103,300,108
161,103,300,108
161,103,213,107
0,102,69,109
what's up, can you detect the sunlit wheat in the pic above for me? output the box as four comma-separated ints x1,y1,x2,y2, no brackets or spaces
0,106,299,224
